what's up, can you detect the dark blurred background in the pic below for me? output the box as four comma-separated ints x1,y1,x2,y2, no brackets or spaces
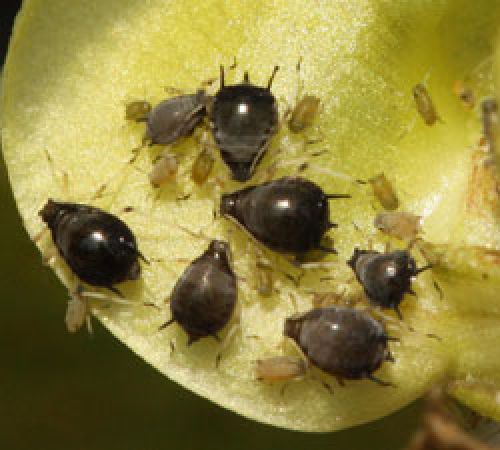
0,2,421,449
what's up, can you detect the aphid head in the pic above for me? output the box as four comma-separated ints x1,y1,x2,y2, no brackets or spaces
389,250,417,278
39,199,63,225
207,240,231,265
220,193,238,217
412,83,425,99
283,315,304,342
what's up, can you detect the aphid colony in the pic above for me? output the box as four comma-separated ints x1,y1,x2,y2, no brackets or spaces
36,62,495,392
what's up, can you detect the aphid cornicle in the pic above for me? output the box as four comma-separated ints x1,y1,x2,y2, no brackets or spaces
161,240,237,345
284,307,394,385
39,199,142,294
220,176,350,256
142,90,209,145
347,248,430,319
209,66,280,181
412,83,441,126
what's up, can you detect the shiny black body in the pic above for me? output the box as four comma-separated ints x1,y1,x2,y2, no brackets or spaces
209,67,279,181
220,177,346,255
164,241,237,345
348,249,427,318
284,307,391,383
39,199,141,290
145,90,208,145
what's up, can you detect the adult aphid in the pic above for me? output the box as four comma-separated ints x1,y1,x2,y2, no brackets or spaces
364,173,399,210
39,199,144,296
127,90,210,146
209,66,280,181
161,240,237,345
220,176,350,256
347,248,431,319
284,306,395,386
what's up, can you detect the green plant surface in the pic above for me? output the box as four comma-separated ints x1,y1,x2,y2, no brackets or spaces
1,0,499,432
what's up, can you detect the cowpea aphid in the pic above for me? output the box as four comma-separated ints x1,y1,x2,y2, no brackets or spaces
144,90,209,145
149,151,178,187
39,199,143,295
125,100,152,121
413,83,441,125
288,95,321,133
161,240,237,345
209,66,279,181
368,173,399,210
284,307,394,385
256,356,307,383
347,248,431,319
481,98,498,153
220,176,350,256
374,211,421,240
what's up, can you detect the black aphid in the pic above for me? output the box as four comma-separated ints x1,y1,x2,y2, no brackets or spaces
284,306,394,385
135,90,209,145
209,66,279,181
220,176,350,256
39,199,143,294
347,248,431,319
161,240,237,345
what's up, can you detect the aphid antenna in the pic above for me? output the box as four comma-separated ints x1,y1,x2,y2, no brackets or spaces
267,65,280,90
367,374,395,387
80,290,135,306
219,65,225,88
325,193,351,199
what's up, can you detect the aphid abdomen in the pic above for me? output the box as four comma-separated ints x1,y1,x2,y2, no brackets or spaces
285,307,389,381
167,241,237,345
40,200,141,289
211,79,279,181
413,83,440,126
146,92,207,145
221,177,333,255
288,95,320,133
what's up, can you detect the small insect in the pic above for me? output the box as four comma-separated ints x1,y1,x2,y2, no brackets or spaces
365,173,399,210
481,98,498,153
347,248,431,319
284,307,394,385
452,81,475,109
209,66,280,181
191,147,215,185
374,211,421,240
255,259,273,297
128,90,209,146
288,95,321,133
39,199,143,295
125,100,152,121
161,240,237,345
256,356,307,383
220,176,350,256
149,151,178,187
413,83,441,126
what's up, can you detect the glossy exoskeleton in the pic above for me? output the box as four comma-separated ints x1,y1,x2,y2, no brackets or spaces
161,240,237,345
284,306,394,385
220,177,350,256
347,248,430,319
131,90,209,145
39,199,142,294
209,66,279,181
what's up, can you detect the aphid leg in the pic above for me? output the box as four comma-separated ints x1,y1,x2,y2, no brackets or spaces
159,317,175,331
317,245,338,254
433,279,444,300
394,305,403,320
366,374,394,387
266,66,280,90
215,317,241,368
385,352,395,363
65,285,90,333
